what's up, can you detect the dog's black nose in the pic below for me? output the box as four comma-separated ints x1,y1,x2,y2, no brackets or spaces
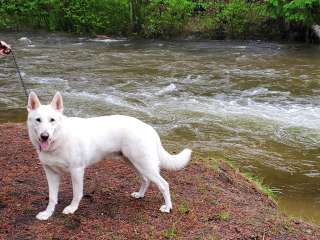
40,132,49,141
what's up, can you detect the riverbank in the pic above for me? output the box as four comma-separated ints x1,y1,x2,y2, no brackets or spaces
0,123,319,239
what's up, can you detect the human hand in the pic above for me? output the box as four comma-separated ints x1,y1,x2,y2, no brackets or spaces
0,41,11,56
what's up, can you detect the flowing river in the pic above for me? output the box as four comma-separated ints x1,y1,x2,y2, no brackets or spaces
1,33,320,224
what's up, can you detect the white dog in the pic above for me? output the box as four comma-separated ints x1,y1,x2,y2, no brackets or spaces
27,92,192,220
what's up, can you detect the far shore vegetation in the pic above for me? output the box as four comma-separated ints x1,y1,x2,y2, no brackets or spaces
0,0,319,42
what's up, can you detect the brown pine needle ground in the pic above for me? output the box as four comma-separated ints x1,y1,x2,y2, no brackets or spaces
0,123,319,240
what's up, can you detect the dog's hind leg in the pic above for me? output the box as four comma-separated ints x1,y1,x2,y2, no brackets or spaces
134,163,172,213
131,174,150,199
147,172,172,213
123,143,172,212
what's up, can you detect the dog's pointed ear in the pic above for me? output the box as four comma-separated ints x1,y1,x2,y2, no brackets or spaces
51,92,63,112
27,91,41,112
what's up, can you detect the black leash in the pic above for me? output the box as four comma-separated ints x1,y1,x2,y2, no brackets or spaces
10,49,29,98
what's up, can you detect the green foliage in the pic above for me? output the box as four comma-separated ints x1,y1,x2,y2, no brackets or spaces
0,0,65,31
184,1,221,36
185,0,268,39
142,0,194,38
0,0,129,35
218,0,268,38
0,0,318,40
0,3,9,28
267,0,320,26
63,0,129,35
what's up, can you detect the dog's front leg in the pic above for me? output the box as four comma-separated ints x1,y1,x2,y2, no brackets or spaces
36,165,60,220
62,167,84,215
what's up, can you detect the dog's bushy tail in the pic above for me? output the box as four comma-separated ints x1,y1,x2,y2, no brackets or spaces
158,144,192,171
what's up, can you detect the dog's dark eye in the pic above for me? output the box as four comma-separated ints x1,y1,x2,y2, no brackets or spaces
50,118,55,123
36,118,41,123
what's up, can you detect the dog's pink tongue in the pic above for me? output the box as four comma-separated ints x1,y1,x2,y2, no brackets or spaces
40,141,50,151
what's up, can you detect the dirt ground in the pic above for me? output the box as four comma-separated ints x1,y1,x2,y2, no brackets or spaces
0,123,319,240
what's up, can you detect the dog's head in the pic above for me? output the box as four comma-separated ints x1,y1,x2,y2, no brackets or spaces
27,92,64,152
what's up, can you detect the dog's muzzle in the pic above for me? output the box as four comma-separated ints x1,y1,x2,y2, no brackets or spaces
39,132,50,151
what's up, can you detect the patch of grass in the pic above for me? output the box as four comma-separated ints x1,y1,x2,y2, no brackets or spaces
282,218,295,233
203,154,277,200
222,156,238,170
209,159,221,171
209,199,219,206
242,172,277,200
178,201,190,215
196,151,223,172
222,156,277,200
218,211,231,222
163,225,177,239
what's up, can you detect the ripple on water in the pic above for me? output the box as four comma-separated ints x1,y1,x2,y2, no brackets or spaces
156,83,177,96
304,171,320,178
28,76,66,84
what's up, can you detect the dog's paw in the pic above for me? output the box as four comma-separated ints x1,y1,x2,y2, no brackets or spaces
36,211,52,220
159,205,171,213
62,205,77,215
131,192,144,199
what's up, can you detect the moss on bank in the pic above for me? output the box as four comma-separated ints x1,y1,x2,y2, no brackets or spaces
195,153,277,201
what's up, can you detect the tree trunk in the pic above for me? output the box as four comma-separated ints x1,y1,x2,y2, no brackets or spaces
129,0,146,34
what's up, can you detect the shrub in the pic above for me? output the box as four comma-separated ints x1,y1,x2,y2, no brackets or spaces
63,0,130,35
267,0,320,26
142,0,194,38
0,0,130,35
218,0,268,39
185,0,268,39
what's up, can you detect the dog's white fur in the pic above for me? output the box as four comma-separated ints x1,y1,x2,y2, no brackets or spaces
27,92,192,220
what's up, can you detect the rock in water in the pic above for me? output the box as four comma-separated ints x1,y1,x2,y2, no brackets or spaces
312,25,320,39
18,37,32,45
